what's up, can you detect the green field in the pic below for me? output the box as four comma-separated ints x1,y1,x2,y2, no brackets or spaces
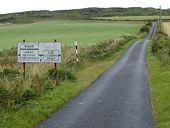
0,20,142,50
95,16,170,21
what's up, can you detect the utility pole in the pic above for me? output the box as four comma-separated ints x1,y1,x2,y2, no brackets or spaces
159,6,163,32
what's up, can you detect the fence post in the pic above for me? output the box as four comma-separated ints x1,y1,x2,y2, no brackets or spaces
75,41,79,62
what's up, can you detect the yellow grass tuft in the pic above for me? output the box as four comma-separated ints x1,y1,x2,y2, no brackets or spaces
163,22,170,36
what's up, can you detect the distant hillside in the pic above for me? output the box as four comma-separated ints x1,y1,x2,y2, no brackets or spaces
0,7,170,24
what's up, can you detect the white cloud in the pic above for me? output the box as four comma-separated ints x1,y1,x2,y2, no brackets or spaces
0,0,169,14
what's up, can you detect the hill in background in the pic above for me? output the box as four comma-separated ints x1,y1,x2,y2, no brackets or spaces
0,7,170,24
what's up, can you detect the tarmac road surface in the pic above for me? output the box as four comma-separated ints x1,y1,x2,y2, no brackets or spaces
37,22,157,128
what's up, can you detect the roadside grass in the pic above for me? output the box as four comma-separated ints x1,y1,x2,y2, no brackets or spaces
0,20,142,50
163,22,170,36
0,37,137,128
147,43,170,128
95,16,170,21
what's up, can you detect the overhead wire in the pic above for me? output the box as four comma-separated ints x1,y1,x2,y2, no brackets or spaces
134,0,151,7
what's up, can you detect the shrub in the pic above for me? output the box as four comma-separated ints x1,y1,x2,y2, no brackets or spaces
0,78,24,109
151,32,170,65
47,68,76,81
0,47,17,57
0,68,20,79
0,87,14,109
140,24,150,33
81,35,137,61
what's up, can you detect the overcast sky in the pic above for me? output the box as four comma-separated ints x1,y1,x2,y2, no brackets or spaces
0,0,169,14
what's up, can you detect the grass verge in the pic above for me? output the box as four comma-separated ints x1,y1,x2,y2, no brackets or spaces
147,43,170,128
0,38,136,128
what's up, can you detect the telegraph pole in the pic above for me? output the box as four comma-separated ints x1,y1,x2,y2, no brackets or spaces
159,6,163,32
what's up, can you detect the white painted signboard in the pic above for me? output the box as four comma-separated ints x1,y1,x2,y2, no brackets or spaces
17,42,61,63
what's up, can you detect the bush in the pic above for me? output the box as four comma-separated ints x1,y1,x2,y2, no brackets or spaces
151,32,170,65
0,68,20,79
0,87,14,109
140,24,150,33
64,57,78,69
47,68,76,81
89,41,115,60
81,35,137,61
0,78,24,109
0,47,17,57
0,74,55,109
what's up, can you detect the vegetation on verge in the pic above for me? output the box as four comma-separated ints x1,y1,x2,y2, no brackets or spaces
163,22,170,36
0,35,137,109
148,43,170,128
148,25,170,128
0,34,138,127
151,31,170,65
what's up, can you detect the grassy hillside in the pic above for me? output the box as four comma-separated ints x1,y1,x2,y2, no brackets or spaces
0,7,170,24
0,20,142,50
95,16,170,21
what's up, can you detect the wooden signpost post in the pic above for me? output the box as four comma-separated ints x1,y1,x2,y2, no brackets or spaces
54,39,58,84
23,39,26,78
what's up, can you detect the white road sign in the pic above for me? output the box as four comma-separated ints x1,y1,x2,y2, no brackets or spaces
17,42,61,63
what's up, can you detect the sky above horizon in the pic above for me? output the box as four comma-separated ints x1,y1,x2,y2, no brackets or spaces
0,0,169,14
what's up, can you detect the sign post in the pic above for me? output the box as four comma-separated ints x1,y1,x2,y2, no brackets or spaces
23,39,26,78
17,41,62,81
54,39,58,84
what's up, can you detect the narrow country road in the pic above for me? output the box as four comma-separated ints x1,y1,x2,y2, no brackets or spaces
37,23,157,128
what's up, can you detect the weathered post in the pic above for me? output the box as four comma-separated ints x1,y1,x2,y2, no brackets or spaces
75,41,79,62
23,39,26,78
159,6,163,32
54,39,58,84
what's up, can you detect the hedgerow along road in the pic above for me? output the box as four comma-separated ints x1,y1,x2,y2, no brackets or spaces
37,22,157,128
